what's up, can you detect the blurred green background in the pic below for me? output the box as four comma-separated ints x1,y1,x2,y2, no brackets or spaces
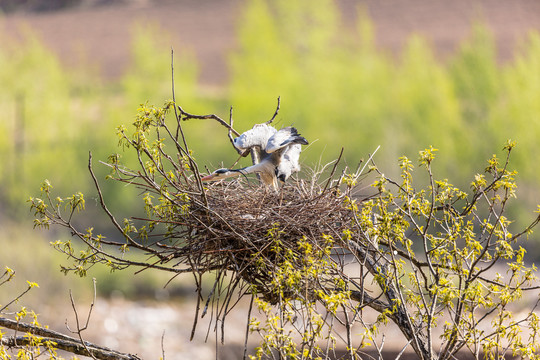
1,0,540,302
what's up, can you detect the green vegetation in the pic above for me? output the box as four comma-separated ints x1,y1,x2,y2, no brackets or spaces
22,100,540,359
3,1,539,358
0,24,199,211
1,1,540,260
229,1,540,228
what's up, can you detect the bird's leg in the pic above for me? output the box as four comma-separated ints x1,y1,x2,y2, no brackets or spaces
250,147,263,183
250,147,261,165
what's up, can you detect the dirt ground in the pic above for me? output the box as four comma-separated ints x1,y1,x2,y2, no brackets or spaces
1,0,540,87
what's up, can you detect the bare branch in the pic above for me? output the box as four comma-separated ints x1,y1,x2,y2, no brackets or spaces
0,317,140,360
0,282,33,313
66,278,98,360
178,106,240,136
1,336,141,360
264,96,281,125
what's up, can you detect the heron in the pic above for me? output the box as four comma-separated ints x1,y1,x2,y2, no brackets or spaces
201,124,308,190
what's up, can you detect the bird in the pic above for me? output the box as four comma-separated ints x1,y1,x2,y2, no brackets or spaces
201,124,308,190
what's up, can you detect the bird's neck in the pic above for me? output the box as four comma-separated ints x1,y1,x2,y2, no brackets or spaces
241,161,278,190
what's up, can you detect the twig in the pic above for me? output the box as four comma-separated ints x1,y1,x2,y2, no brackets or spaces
0,317,140,360
242,294,255,360
178,106,240,136
88,152,143,251
66,278,98,360
0,268,15,287
353,145,380,183
171,48,187,153
161,330,166,360
190,269,203,341
0,282,34,313
1,335,141,360
395,339,413,360
321,147,344,194
264,96,281,125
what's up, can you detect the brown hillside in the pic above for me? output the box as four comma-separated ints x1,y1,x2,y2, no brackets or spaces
1,0,539,87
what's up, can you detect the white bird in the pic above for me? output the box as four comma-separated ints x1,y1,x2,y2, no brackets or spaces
201,124,308,190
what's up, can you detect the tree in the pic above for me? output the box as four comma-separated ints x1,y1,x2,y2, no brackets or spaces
3,97,539,360
0,267,142,360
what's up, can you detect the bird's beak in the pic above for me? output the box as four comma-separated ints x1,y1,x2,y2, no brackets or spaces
201,174,215,182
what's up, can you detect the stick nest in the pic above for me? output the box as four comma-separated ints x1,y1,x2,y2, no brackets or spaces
168,178,356,302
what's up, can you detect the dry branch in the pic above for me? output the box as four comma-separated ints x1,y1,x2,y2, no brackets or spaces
0,317,141,360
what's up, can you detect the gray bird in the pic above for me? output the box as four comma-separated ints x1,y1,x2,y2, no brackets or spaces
201,124,308,190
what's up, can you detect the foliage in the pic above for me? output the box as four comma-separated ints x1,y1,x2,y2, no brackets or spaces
2,3,540,358
228,0,540,223
0,22,202,215
1,6,540,359
0,268,51,360
0,29,75,207
27,99,540,359
0,266,142,360
2,1,540,234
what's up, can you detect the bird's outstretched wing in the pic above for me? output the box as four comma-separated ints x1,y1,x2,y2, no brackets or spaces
276,144,302,181
233,123,277,151
265,127,308,153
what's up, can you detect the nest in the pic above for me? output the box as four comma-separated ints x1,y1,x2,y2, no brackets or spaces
165,177,357,302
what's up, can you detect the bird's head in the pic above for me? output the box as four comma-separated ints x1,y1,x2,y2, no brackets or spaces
275,167,287,183
201,168,240,182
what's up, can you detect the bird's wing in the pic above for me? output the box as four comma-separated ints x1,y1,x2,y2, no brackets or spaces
265,127,308,153
276,144,302,178
233,124,277,150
